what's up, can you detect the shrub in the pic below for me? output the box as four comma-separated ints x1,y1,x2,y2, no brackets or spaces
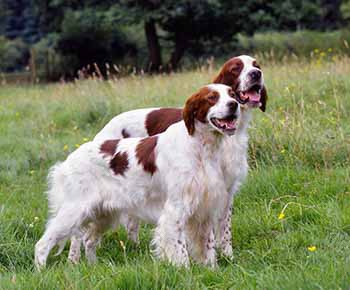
56,9,137,78
0,38,30,72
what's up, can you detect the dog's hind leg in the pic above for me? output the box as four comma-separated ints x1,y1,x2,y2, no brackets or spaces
125,215,140,244
34,204,87,269
68,235,82,264
83,213,118,264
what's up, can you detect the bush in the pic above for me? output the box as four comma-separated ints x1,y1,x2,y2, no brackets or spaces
56,9,137,77
32,33,66,80
0,37,30,72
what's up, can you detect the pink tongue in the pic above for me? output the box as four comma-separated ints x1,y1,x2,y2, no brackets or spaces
218,120,236,129
246,91,260,102
226,121,236,130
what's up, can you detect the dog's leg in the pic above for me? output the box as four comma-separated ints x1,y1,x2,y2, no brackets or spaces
153,203,190,267
68,235,82,264
83,226,100,264
186,220,217,267
35,205,87,269
219,200,233,258
83,214,117,264
126,216,140,244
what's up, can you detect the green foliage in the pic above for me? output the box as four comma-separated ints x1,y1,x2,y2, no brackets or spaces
341,0,350,22
56,8,137,76
4,0,41,43
237,29,350,60
0,37,30,72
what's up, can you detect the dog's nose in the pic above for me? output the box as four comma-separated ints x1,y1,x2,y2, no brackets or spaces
227,101,238,113
249,69,261,81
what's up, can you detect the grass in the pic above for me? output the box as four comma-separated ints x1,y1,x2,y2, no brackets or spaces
0,56,350,289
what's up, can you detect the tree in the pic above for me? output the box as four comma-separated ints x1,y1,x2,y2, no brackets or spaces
116,0,237,71
320,0,342,29
4,0,41,43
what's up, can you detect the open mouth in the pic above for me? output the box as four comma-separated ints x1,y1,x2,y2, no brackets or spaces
210,115,237,134
237,84,262,107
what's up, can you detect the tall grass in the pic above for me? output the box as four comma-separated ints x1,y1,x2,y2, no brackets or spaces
0,56,349,289
238,30,350,62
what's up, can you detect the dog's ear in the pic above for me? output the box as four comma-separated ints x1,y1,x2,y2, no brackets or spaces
183,93,199,135
183,87,214,135
260,85,268,112
213,57,243,89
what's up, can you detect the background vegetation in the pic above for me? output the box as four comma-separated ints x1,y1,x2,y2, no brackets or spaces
1,0,350,80
0,55,349,289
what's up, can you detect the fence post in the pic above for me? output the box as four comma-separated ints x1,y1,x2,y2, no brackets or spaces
30,47,36,83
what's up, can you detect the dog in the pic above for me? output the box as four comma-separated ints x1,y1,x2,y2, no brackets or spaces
66,55,268,263
35,84,243,269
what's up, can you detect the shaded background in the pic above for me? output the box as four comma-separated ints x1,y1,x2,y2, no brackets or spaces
0,0,349,80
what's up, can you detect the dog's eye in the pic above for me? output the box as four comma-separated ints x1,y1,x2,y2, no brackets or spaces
253,61,261,69
208,94,218,102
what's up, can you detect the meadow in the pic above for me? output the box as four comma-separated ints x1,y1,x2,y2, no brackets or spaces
0,55,349,289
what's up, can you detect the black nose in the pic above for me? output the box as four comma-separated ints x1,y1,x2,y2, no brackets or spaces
249,69,261,81
227,101,238,113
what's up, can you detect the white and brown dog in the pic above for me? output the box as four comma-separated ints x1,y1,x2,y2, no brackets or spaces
66,55,268,264
35,84,243,269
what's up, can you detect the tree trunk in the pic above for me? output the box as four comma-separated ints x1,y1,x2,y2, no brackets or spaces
144,18,162,72
320,0,342,30
168,32,188,71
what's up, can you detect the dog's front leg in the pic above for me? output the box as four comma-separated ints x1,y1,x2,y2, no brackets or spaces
153,202,190,267
186,220,217,267
219,199,233,258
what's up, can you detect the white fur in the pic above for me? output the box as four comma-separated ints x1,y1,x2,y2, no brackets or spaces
35,84,240,268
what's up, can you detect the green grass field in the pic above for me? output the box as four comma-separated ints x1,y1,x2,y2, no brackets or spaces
0,57,349,289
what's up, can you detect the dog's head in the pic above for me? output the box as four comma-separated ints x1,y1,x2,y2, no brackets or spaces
183,84,240,136
213,55,268,112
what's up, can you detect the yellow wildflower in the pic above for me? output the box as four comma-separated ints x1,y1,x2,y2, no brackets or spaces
30,170,35,175
75,143,80,148
63,144,69,151
314,48,319,53
83,137,89,142
278,212,285,220
280,149,286,154
307,245,316,252
119,240,126,251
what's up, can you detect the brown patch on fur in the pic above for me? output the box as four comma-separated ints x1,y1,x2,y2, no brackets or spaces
260,86,268,112
100,139,129,176
110,151,129,176
136,136,158,175
183,87,219,135
145,108,183,136
121,128,130,138
212,57,243,91
100,139,119,157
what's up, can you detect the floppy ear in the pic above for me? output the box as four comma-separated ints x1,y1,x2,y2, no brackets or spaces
183,93,198,135
260,86,268,112
212,63,234,86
